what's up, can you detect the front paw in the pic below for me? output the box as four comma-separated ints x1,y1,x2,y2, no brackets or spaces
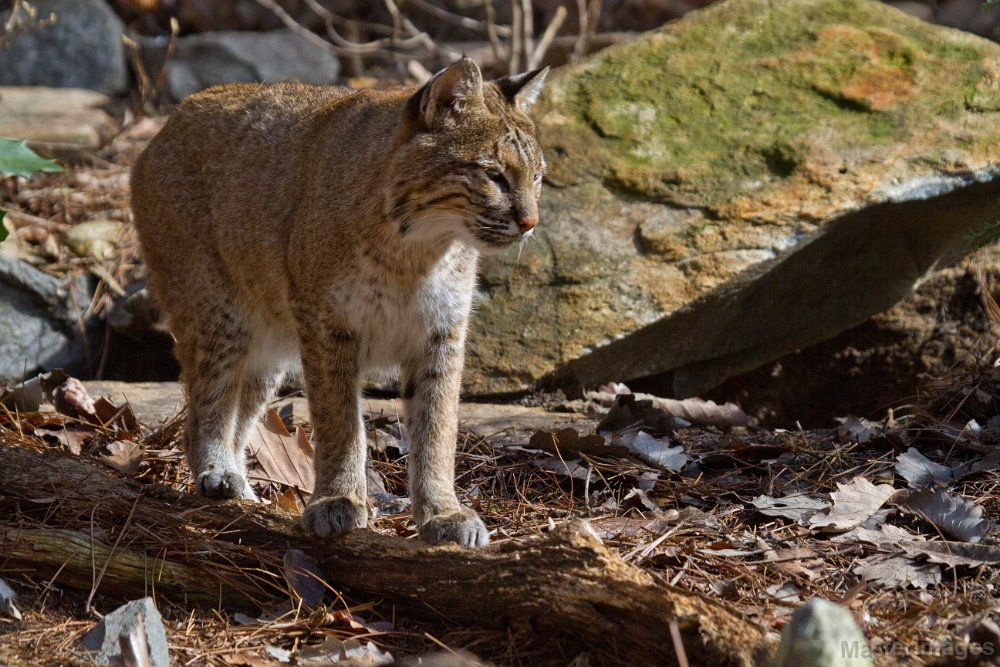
303,496,367,538
419,508,489,547
196,468,248,499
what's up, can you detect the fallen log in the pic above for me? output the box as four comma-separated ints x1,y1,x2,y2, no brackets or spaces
0,445,772,666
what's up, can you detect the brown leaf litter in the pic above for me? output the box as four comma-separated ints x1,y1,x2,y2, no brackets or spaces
2,366,1000,665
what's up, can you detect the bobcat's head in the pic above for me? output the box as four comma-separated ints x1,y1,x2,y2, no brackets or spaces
389,58,548,255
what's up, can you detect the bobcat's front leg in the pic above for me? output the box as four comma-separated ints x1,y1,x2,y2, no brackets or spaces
298,320,368,538
403,325,489,547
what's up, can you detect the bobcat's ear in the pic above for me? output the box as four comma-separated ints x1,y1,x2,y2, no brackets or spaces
495,66,549,112
415,57,485,126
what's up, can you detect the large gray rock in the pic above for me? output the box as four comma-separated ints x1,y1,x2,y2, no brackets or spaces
0,0,129,96
82,597,170,667
162,29,341,101
463,0,1000,396
0,256,92,384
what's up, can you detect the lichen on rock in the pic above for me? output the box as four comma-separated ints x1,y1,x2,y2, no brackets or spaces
466,0,1000,396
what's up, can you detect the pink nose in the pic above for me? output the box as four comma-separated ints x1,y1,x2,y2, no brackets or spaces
518,217,538,234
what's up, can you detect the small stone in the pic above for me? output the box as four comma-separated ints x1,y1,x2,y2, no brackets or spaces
82,597,170,667
770,599,873,667
0,578,22,621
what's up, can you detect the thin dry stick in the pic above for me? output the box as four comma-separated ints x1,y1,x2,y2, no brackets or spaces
509,0,523,73
405,0,512,37
528,5,566,70
571,0,602,62
86,492,142,614
670,620,691,667
520,0,535,72
302,0,398,36
482,0,506,68
384,0,461,60
571,0,588,61
252,0,424,58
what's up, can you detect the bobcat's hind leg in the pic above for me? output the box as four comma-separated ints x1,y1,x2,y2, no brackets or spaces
175,310,252,500
231,354,287,502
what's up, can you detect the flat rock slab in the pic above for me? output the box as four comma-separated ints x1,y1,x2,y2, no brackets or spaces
84,381,591,436
0,87,117,158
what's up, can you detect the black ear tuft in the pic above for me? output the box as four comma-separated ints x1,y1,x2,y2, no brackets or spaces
495,66,550,111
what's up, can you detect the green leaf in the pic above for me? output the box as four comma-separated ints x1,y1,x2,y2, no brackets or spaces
0,209,6,243
0,137,63,178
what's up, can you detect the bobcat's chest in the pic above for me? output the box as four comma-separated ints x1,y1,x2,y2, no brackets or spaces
346,246,475,369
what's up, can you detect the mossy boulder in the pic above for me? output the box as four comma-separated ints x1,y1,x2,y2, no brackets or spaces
464,0,1000,395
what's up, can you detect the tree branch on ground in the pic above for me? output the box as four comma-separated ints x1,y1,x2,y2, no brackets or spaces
0,444,771,667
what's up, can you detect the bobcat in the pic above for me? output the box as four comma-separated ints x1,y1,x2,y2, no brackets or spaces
130,58,547,547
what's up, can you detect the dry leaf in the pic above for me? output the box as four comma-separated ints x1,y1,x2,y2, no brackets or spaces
809,477,897,532
248,409,315,496
1,374,43,412
903,488,989,542
613,430,691,472
856,555,941,589
99,440,144,476
367,428,400,453
766,581,801,604
650,396,750,427
273,486,304,513
93,396,140,432
621,487,659,511
38,424,92,455
752,493,829,522
53,376,97,420
831,523,917,546
282,549,326,608
297,637,393,665
900,540,1000,567
895,448,955,488
528,428,624,457
532,458,591,481
835,416,880,444
594,392,749,432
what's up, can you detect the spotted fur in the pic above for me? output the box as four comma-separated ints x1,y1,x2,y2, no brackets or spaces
131,59,548,546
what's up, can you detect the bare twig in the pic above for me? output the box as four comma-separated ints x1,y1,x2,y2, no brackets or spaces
510,0,523,73
252,0,420,57
0,0,56,50
528,5,566,70
520,0,535,72
572,0,602,62
482,0,506,69
301,0,398,38
406,0,512,37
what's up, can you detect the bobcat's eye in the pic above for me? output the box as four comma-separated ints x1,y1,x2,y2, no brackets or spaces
533,173,542,183
486,170,510,193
